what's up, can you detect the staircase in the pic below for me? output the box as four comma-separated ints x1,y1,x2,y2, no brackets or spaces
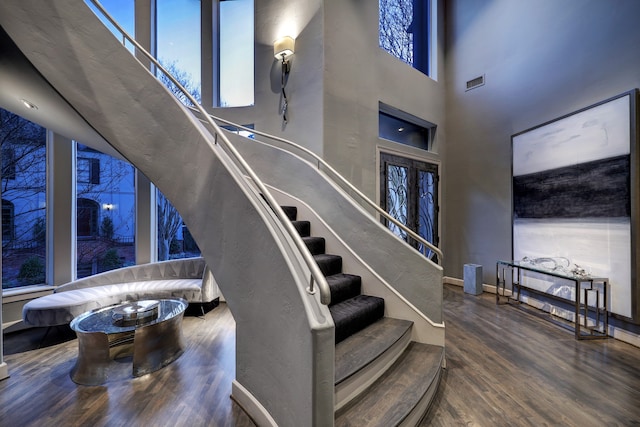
284,205,444,426
0,2,445,422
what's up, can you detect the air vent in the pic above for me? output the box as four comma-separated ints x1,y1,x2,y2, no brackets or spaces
465,75,485,91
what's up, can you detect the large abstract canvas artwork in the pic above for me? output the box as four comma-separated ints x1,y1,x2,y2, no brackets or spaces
512,92,636,318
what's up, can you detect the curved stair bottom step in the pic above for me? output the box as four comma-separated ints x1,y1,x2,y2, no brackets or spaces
335,317,413,410
335,342,445,427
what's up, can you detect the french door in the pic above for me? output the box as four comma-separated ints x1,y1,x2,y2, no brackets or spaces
380,152,439,260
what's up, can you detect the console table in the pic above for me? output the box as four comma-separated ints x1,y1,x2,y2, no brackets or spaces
70,298,187,385
496,260,608,340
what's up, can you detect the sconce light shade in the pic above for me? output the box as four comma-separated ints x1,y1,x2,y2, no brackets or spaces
274,36,295,60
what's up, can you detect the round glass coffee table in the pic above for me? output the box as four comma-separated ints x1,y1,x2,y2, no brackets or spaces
70,298,188,385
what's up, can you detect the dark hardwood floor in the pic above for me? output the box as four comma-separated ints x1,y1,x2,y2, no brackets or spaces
0,303,255,427
2,285,640,426
421,285,640,426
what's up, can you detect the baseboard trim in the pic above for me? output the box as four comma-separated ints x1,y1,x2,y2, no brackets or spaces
231,380,277,427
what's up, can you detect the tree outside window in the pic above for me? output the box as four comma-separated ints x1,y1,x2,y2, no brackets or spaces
0,108,46,289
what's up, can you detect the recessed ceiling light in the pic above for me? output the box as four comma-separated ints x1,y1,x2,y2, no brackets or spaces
397,127,405,132
20,99,38,110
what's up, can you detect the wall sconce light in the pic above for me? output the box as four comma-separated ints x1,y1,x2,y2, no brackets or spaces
274,36,295,63
274,36,295,125
103,203,114,211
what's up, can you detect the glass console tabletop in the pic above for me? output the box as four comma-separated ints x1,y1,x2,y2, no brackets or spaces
498,259,606,282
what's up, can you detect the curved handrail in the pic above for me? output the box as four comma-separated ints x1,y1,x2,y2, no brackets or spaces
88,0,332,304
201,115,444,265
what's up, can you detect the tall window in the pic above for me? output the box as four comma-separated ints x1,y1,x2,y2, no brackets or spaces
87,0,255,108
76,144,135,278
218,0,254,107
379,0,430,75
0,109,47,289
157,0,201,105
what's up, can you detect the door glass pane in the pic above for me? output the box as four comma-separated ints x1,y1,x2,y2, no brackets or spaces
76,144,135,278
417,169,436,254
1,109,46,289
386,164,409,240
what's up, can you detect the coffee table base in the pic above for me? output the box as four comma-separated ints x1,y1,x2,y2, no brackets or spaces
71,306,185,386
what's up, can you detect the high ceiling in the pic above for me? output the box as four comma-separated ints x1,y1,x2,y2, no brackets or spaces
0,25,124,160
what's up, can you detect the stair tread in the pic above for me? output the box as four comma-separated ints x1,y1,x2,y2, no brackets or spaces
335,342,444,427
335,317,413,384
314,253,342,262
330,295,385,343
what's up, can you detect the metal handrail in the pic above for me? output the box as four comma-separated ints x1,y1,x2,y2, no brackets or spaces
202,116,444,265
88,0,331,304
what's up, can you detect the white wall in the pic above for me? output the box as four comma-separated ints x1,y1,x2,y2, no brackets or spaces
444,0,640,307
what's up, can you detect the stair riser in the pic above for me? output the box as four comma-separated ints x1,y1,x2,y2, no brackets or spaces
327,274,362,305
292,220,311,237
303,236,326,255
281,205,297,221
315,256,342,277
331,296,385,343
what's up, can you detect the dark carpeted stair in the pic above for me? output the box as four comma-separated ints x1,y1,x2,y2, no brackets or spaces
284,205,385,343
282,205,443,423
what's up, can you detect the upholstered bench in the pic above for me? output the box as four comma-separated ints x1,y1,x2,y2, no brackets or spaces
22,257,218,327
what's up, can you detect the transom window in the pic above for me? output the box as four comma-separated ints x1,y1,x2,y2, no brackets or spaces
379,103,435,151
